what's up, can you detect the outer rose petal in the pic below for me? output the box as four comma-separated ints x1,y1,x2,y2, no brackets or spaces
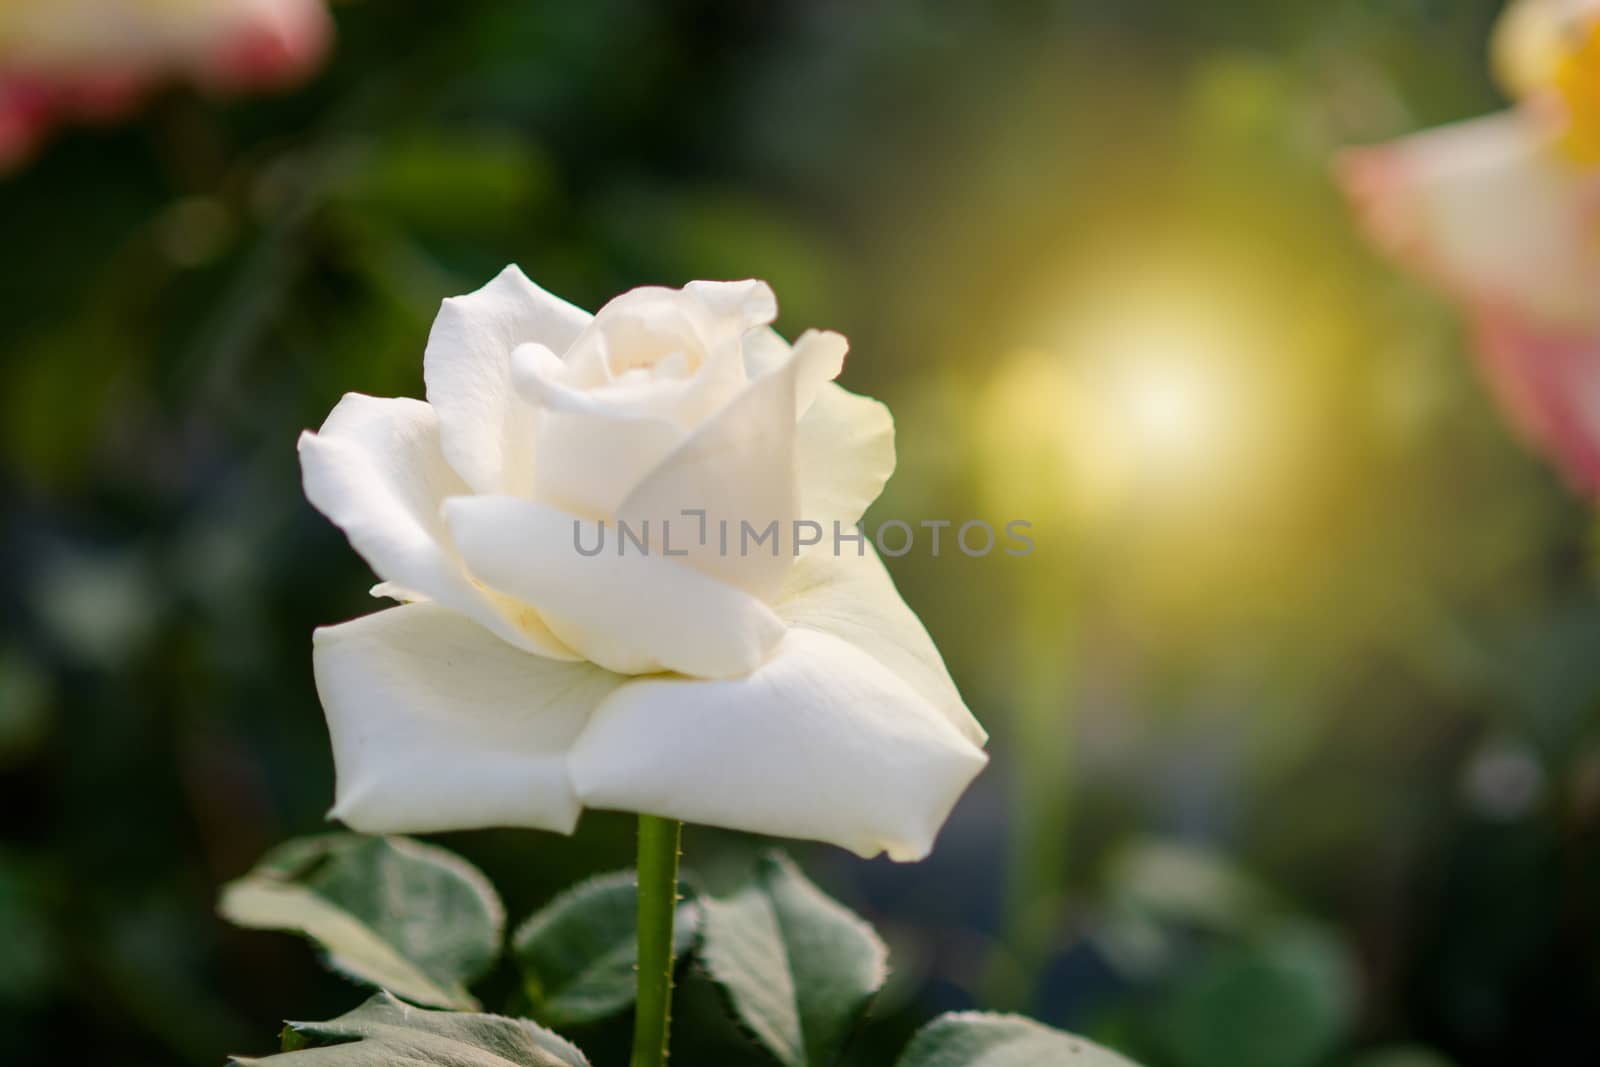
1472,310,1600,494
423,265,592,495
315,603,624,834
197,0,334,91
796,381,896,537
742,327,892,536
569,628,988,861
777,544,986,747
1339,111,1600,331
298,393,575,659
444,495,787,678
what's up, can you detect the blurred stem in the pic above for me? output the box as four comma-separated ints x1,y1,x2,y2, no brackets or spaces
987,581,1075,1009
631,815,683,1067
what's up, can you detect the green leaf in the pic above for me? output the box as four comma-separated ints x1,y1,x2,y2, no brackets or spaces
1159,923,1355,1067
229,991,589,1067
698,852,887,1067
511,869,700,1028
218,834,503,1010
895,1013,1144,1067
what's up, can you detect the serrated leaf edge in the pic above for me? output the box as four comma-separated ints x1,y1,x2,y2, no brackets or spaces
698,852,890,1067
218,834,504,1010
229,991,591,1067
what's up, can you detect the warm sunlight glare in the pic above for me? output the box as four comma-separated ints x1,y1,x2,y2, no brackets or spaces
984,251,1301,535
1102,324,1234,474
1067,292,1263,507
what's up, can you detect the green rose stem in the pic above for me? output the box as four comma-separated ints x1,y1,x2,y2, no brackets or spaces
1003,618,1073,998
984,546,1077,1009
631,815,684,1067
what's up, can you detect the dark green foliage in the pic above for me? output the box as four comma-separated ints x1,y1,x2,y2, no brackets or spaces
510,870,699,1028
698,853,889,1067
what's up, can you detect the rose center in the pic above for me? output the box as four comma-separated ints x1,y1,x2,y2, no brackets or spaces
1554,17,1600,162
597,318,706,387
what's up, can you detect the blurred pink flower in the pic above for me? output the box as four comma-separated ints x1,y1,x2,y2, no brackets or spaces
0,0,333,170
1340,0,1600,495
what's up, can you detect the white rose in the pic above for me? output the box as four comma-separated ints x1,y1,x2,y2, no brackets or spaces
299,267,988,861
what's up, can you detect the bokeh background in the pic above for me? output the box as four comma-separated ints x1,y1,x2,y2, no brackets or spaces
4,2,1599,1065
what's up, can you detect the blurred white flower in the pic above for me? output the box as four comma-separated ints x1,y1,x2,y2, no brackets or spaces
300,269,989,862
1340,0,1600,494
0,0,332,168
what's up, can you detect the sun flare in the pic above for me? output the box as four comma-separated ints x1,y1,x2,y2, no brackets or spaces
1098,321,1237,474
978,249,1305,541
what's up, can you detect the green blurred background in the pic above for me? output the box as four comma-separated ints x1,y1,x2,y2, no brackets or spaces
4,1,1599,1064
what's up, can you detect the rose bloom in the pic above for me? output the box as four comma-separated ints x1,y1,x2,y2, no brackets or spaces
0,0,332,169
1339,0,1600,495
299,271,989,862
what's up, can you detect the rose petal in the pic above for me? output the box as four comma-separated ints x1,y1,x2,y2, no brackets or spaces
1472,309,1600,495
558,283,768,393
529,404,687,519
562,287,708,383
784,329,849,414
683,279,779,343
510,284,774,516
444,495,787,678
1339,112,1600,330
795,381,896,537
613,335,839,600
424,265,591,495
741,326,793,379
610,327,852,599
299,393,575,658
197,0,333,90
315,603,624,834
561,282,775,377
777,544,986,747
369,580,425,602
509,338,690,518
568,628,989,861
